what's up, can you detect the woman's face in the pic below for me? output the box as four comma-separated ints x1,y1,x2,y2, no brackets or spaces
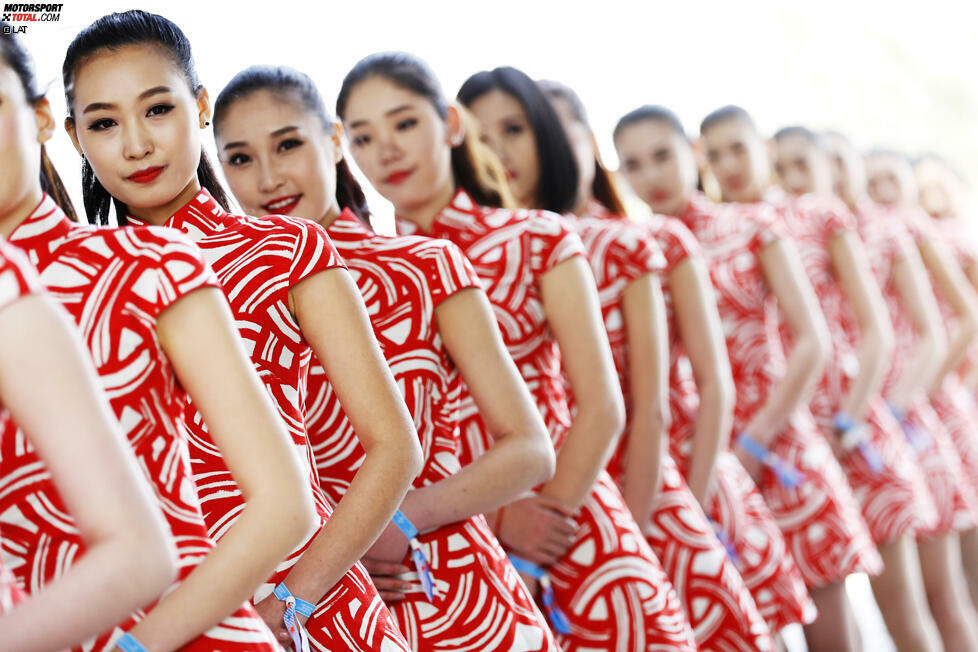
772,133,832,197
614,119,696,217
465,88,540,208
550,95,595,210
342,75,455,216
701,118,770,203
217,89,340,223
915,158,962,220
865,154,916,208
67,43,207,219
0,60,53,219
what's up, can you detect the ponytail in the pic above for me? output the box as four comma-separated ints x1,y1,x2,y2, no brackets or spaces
450,106,514,210
334,159,371,226
40,145,79,222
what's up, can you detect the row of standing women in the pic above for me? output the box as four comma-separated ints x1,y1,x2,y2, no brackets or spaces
1,9,977,652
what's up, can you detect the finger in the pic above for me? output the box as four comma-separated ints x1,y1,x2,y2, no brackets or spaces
378,590,407,602
371,576,413,593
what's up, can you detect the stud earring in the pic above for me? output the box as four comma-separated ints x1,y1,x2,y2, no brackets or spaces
204,120,210,127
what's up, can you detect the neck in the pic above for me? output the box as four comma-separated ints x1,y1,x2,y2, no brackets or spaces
0,185,44,239
572,189,594,217
315,202,343,230
397,181,456,233
128,178,203,226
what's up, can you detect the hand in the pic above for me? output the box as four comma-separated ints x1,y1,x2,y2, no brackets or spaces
361,557,412,603
497,494,578,567
252,593,291,647
365,520,411,564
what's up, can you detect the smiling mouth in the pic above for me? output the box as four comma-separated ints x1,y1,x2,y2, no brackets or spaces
262,194,302,214
385,169,413,185
127,166,165,184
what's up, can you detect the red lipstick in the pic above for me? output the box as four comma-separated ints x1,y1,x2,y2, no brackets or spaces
127,166,165,184
384,169,413,185
262,194,302,215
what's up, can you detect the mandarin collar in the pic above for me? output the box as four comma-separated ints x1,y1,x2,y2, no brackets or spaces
395,188,480,238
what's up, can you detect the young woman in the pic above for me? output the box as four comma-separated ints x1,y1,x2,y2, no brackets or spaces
62,11,423,651
337,51,698,651
211,63,561,651
661,104,882,652
460,68,773,651
865,149,978,650
771,126,942,651
0,21,324,652
612,104,818,637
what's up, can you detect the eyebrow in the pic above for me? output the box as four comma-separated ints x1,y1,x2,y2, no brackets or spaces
82,86,173,114
223,125,299,150
347,104,413,129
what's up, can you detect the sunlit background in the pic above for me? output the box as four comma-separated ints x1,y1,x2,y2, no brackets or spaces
18,2,978,648
19,0,978,235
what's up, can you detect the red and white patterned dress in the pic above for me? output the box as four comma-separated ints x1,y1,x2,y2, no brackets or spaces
570,206,773,651
398,189,696,652
0,240,41,618
854,201,978,536
628,207,817,632
0,195,280,650
306,209,558,651
675,192,882,588
155,190,410,652
774,194,934,544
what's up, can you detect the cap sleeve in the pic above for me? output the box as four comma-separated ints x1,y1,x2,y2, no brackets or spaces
286,217,348,288
614,221,666,283
420,238,483,308
652,216,702,274
529,210,587,277
0,241,41,312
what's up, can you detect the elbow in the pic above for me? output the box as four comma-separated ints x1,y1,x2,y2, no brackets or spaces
704,372,737,421
530,431,557,485
131,524,179,604
605,392,627,444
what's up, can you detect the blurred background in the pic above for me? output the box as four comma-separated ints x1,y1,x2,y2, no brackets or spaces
18,3,977,648
20,0,978,235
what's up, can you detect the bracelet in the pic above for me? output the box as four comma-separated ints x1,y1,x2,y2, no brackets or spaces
116,633,148,652
833,412,884,472
736,432,806,488
273,582,316,618
507,554,572,634
392,510,435,601
273,582,312,652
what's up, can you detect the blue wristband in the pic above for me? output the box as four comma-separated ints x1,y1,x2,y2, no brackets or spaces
507,554,572,635
391,509,420,540
736,432,806,488
116,633,148,652
273,582,316,618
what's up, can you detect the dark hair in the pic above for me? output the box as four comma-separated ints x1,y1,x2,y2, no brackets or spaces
700,104,755,135
1,24,79,221
62,10,231,226
213,65,370,226
613,104,687,142
773,125,825,149
336,51,513,210
538,79,626,216
456,67,577,214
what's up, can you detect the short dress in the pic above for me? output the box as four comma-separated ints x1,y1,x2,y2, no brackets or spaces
398,189,697,651
305,208,559,651
569,205,773,651
634,206,816,632
152,189,410,651
676,192,882,588
0,194,280,650
774,194,934,544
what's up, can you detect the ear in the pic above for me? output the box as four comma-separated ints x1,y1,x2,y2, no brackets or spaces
64,117,84,157
33,97,55,146
330,122,344,164
196,86,212,128
444,102,465,148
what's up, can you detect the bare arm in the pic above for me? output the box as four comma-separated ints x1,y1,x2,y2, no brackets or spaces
830,231,894,420
538,256,625,510
962,261,978,391
749,237,832,445
283,268,422,604
669,257,736,505
918,236,978,390
0,296,175,652
888,248,948,407
393,288,555,531
619,273,670,529
125,287,316,651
